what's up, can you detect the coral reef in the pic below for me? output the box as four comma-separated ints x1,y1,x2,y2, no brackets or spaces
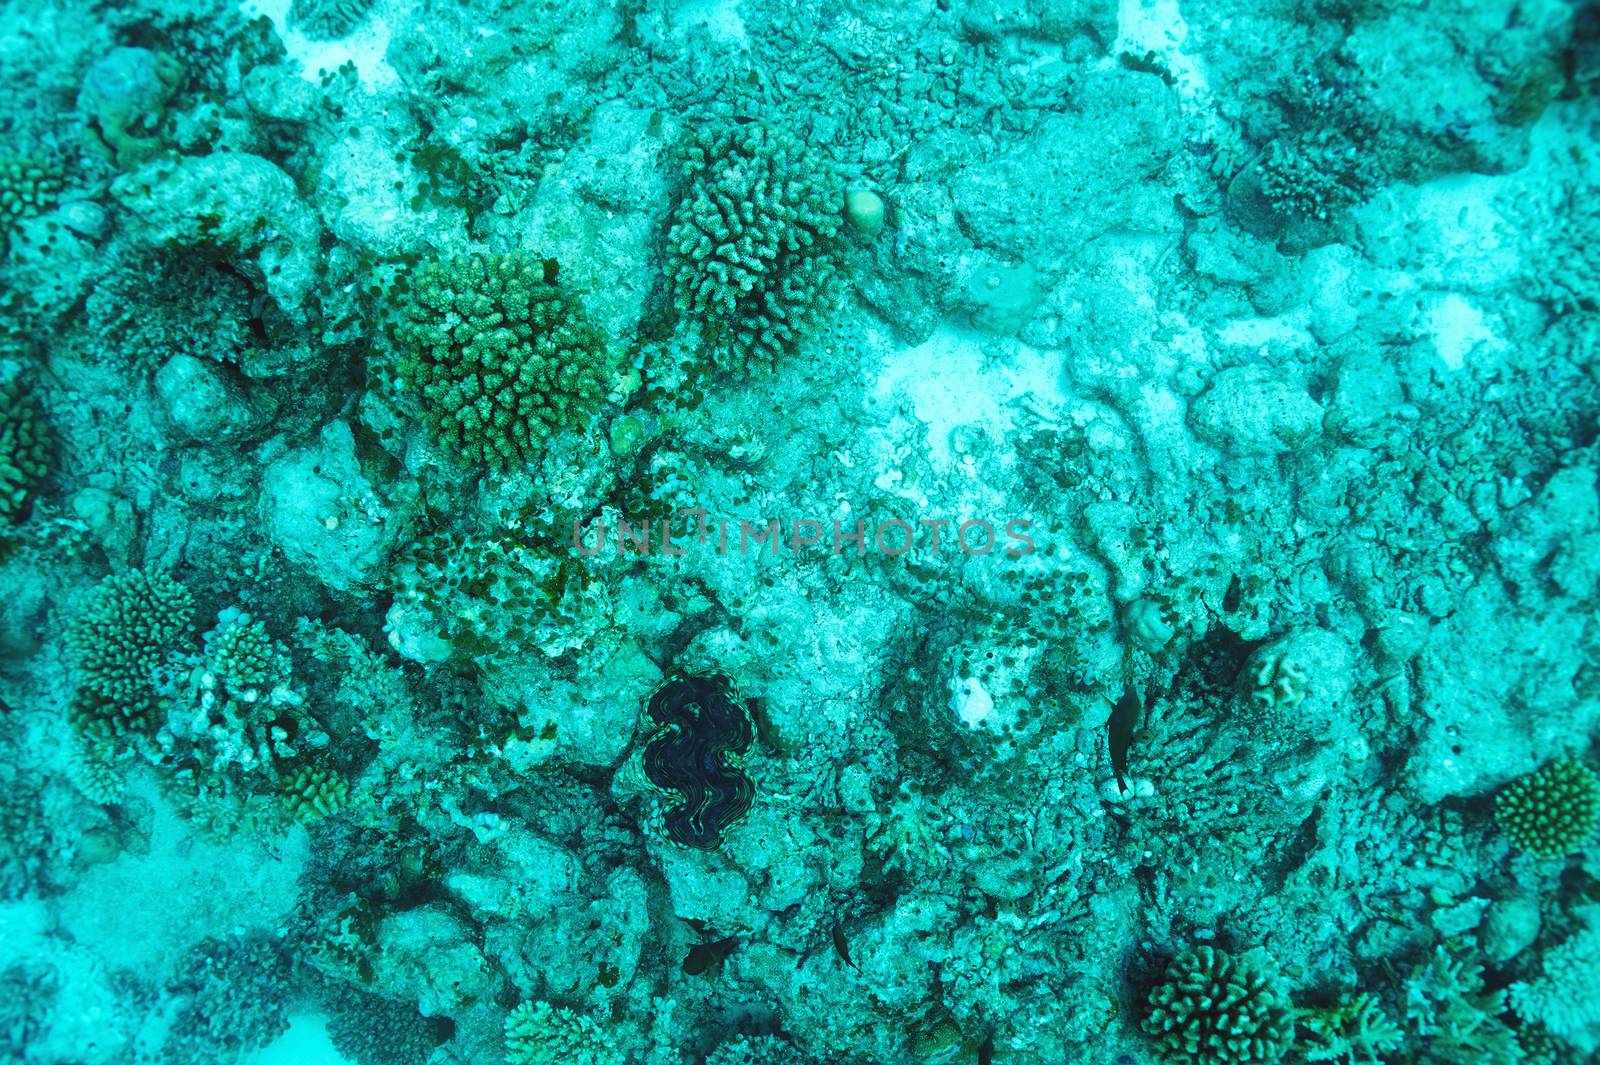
0,1,1593,1063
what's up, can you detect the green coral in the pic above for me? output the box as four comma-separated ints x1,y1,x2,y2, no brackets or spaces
1143,946,1294,1064
503,1000,618,1065
205,610,289,693
1495,759,1599,858
393,253,614,470
664,123,846,372
281,766,349,822
0,154,62,233
388,531,613,669
67,569,195,741
0,376,49,528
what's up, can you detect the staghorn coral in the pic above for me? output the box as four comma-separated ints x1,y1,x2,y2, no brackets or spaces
640,672,756,850
66,569,195,742
0,375,48,529
391,253,615,470
1141,946,1294,1064
1495,759,1599,858
664,123,846,372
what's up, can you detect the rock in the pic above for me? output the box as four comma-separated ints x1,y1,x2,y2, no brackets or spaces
1189,365,1324,456
111,153,321,320
155,355,266,441
260,421,409,592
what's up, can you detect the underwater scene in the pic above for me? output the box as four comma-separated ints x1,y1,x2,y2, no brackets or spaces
1,0,1598,1062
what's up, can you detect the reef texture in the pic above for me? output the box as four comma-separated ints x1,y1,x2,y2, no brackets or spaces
0,0,1595,1063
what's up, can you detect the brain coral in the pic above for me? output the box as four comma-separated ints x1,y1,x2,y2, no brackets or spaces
665,123,846,372
1143,946,1293,1064
393,253,614,470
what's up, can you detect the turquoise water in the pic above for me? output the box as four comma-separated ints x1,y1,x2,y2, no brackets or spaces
1,0,1598,1062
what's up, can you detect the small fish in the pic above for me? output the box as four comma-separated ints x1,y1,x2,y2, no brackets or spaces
1222,574,1242,614
682,935,740,977
831,922,858,971
1107,683,1143,794
978,1032,994,1065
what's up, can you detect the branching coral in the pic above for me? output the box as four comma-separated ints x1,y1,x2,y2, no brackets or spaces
325,989,436,1065
1142,946,1294,1064
0,375,48,529
164,934,291,1061
281,765,349,822
664,123,846,372
1295,992,1403,1064
161,610,314,774
66,568,195,742
1510,920,1600,1052
1401,947,1523,1063
503,1000,619,1064
0,153,62,234
392,253,615,470
1495,759,1599,858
